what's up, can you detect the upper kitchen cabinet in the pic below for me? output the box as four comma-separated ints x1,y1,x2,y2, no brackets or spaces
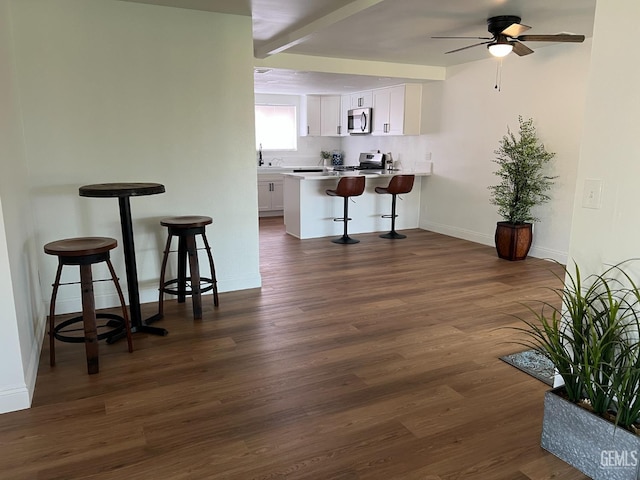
340,95,351,137
301,95,341,137
302,95,321,136
350,91,373,109
372,84,422,136
320,96,341,136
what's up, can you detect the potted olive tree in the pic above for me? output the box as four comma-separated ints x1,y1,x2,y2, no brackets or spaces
489,116,556,260
515,261,640,479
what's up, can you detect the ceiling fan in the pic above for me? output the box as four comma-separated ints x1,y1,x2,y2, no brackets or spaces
433,15,585,58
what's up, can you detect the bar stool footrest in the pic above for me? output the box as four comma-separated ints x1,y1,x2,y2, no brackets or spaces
53,313,128,344
161,277,216,296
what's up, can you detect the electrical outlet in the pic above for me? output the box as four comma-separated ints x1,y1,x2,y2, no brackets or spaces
582,179,602,209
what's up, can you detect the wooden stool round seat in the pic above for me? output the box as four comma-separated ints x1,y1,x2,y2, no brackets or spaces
375,175,415,239
158,215,219,320
326,176,366,244
44,237,133,374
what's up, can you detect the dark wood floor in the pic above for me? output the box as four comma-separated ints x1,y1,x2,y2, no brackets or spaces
0,218,588,479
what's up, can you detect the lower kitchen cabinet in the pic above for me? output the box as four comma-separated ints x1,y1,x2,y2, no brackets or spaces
258,175,284,215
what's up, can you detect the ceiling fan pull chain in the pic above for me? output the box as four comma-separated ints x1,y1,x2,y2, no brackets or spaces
494,58,503,92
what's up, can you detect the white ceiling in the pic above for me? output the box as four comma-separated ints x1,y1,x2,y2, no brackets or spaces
119,0,597,94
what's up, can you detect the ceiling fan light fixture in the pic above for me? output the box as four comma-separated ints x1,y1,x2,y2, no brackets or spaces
488,42,513,57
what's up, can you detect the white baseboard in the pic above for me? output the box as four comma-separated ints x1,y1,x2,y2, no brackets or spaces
420,221,494,247
0,384,31,414
420,221,567,264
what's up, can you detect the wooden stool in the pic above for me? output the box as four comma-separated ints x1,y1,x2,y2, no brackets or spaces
158,215,219,319
375,175,415,239
44,237,133,374
326,176,366,244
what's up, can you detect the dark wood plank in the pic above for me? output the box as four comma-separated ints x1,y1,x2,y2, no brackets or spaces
0,217,589,479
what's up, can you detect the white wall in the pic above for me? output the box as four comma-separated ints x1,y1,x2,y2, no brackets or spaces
342,134,431,169
567,0,640,274
0,0,40,413
417,41,592,263
0,0,260,412
10,0,261,314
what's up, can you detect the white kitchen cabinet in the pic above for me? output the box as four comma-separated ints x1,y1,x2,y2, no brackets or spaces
258,175,284,215
302,95,321,136
372,84,422,136
340,94,350,137
301,95,341,137
350,90,373,108
320,95,341,136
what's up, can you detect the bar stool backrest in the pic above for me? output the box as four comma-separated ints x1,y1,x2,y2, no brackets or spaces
334,176,365,197
387,175,415,195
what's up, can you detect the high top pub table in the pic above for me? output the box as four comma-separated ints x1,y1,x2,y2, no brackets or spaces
79,182,168,339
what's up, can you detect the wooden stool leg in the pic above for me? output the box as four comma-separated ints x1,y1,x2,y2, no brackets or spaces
49,261,64,367
186,235,202,319
79,264,99,375
201,232,219,307
106,258,133,354
177,236,187,303
158,233,173,317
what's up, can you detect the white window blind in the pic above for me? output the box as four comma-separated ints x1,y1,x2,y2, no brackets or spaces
255,104,297,151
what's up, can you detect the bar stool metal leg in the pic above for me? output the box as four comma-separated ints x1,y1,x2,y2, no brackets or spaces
49,261,64,367
157,233,173,318
201,232,219,307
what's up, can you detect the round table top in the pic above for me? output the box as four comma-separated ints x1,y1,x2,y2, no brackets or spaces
79,182,165,198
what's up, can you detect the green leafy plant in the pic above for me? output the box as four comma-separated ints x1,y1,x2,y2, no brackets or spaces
514,260,640,430
321,150,332,161
489,116,556,224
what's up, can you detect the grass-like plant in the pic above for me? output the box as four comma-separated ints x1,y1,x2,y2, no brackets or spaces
514,260,640,429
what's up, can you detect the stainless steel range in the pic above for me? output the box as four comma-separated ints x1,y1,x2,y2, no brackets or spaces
333,152,385,171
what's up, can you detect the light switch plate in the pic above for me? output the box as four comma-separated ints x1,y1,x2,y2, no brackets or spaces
582,179,602,209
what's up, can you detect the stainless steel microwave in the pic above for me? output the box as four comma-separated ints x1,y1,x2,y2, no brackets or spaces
347,107,372,134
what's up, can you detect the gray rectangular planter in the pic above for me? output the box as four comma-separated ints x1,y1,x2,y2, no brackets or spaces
541,387,640,479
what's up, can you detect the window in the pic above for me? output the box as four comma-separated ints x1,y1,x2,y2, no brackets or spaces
255,104,297,151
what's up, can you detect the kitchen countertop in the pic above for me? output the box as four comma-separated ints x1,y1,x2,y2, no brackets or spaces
257,166,326,174
283,168,432,180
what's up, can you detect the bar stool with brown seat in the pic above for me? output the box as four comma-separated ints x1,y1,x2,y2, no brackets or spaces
375,174,415,239
325,176,366,244
158,215,219,320
44,237,133,374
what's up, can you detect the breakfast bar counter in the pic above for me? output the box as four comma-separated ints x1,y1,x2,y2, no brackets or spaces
283,169,431,239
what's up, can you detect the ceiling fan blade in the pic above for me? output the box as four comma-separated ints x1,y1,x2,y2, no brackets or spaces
516,34,585,43
432,36,492,40
501,22,531,37
512,41,534,56
445,41,492,54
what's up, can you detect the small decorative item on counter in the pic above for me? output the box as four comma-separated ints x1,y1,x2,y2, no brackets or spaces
321,150,332,165
331,150,343,166
386,152,394,171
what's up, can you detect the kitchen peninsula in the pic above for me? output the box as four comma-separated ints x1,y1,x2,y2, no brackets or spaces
283,169,431,239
